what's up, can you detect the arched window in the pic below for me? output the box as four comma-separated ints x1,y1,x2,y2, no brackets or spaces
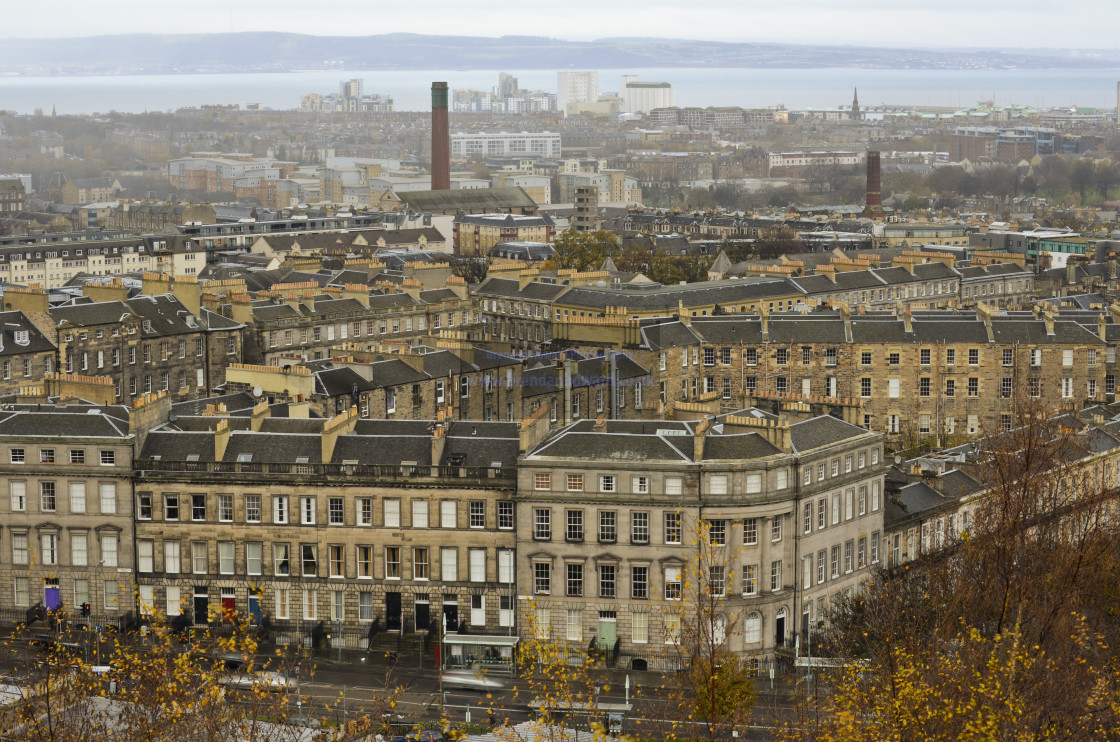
744,611,761,644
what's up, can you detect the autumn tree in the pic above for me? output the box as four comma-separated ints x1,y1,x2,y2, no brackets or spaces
636,519,757,742
754,226,801,260
550,228,618,272
503,604,613,742
648,252,713,285
783,401,1120,740
0,616,403,741
613,244,654,275
451,255,491,284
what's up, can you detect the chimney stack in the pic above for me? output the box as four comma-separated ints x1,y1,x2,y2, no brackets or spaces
431,82,450,192
862,151,884,220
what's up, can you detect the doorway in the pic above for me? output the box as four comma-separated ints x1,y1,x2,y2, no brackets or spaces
194,589,209,625
442,597,458,632
775,608,786,646
598,611,617,650
44,578,61,613
386,592,402,631
221,588,236,622
415,595,431,632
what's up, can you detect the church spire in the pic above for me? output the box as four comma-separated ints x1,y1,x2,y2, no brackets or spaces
851,87,860,121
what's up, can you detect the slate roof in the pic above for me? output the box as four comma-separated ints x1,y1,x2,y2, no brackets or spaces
367,359,429,387
420,288,460,303
639,321,702,350
399,186,536,213
766,316,847,344
257,418,327,434
171,392,258,416
366,292,421,310
520,365,562,396
686,318,766,344
315,367,375,397
989,319,1104,345
352,419,434,437
567,420,693,435
421,350,479,377
201,308,244,330
369,227,446,246
0,311,55,356
936,469,983,499
701,433,781,460
788,415,869,453
957,262,1031,279
473,277,571,302
897,480,957,516
560,278,800,312
331,434,431,466
490,242,555,261
51,301,133,327
327,269,374,287
139,430,214,460
222,432,322,464
124,295,206,337
167,416,253,432
0,409,130,437
529,431,694,462
454,213,554,228
442,432,519,468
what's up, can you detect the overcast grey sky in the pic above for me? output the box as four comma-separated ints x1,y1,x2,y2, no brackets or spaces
3,0,1117,48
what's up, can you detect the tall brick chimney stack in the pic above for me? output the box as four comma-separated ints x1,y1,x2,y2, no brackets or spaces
431,82,450,191
862,150,885,219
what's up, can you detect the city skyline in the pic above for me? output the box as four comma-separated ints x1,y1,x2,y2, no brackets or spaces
2,0,1120,49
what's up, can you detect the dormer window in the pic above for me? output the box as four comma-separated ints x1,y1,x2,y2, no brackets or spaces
13,331,29,346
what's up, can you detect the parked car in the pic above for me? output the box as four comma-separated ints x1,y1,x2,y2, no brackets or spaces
28,634,81,654
390,731,444,742
441,670,505,691
406,731,444,742
0,677,25,707
222,671,294,692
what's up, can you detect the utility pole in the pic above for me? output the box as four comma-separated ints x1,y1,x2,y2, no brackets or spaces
438,611,445,715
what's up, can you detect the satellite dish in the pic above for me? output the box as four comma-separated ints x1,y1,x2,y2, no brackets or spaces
253,386,263,398
894,455,902,465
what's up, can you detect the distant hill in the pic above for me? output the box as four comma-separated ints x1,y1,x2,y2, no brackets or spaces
1,33,1117,74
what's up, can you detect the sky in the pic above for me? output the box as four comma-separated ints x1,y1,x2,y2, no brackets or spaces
3,0,1119,49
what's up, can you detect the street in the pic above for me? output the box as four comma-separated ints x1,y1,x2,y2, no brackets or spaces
0,638,794,740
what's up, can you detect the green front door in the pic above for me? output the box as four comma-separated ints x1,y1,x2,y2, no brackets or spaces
598,611,617,650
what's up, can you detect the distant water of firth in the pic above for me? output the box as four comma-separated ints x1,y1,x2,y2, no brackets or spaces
1,67,1118,115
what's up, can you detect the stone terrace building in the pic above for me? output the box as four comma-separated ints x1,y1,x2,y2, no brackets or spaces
231,283,477,366
515,410,885,667
0,310,57,395
0,395,169,627
474,275,571,352
3,280,244,404
48,294,243,403
557,306,1114,444
224,345,528,423
134,407,521,645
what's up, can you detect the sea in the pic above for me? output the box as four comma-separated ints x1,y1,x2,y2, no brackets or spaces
0,67,1118,116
